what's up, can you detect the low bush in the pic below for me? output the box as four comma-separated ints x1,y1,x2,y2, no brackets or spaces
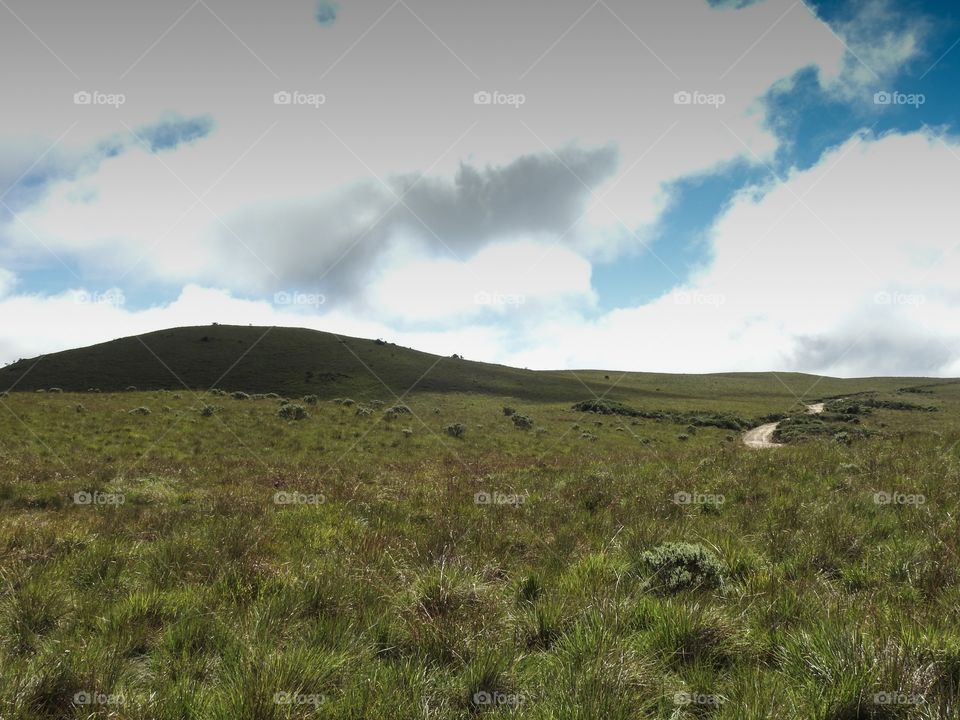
278,403,308,421
231,391,250,401
129,407,151,416
639,542,724,593
446,423,467,438
512,414,534,430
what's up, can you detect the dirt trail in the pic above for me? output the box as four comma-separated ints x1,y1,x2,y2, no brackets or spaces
743,402,826,449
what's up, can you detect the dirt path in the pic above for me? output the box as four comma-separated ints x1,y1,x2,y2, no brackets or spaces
743,402,826,449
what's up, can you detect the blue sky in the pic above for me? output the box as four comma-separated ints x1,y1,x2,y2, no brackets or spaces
594,0,959,313
2,0,960,375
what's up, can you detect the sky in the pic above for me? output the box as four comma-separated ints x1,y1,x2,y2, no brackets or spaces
1,0,959,376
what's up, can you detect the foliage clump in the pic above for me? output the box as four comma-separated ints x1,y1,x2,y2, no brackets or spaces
512,414,534,430
446,423,467,438
278,403,308,421
231,391,250,401
302,394,319,405
639,542,724,593
502,406,516,417
129,407,151,416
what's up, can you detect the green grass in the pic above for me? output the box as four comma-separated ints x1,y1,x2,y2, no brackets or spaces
2,328,960,717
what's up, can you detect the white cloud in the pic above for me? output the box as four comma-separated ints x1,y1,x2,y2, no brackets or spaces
367,239,595,324
2,0,907,292
496,129,960,376
4,126,960,385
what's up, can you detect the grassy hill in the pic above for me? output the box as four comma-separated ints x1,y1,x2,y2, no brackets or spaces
2,325,956,413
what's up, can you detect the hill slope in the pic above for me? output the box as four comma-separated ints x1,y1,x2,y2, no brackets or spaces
1,325,955,409
0,325,607,401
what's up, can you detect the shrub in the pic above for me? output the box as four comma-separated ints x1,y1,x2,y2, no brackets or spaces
200,404,218,417
340,398,355,407
129,407,151,416
677,434,689,442
356,407,373,418
125,386,137,391
639,543,724,593
278,403,308,421
210,389,227,397
502,406,516,417
446,423,467,438
402,428,414,437
75,404,86,414
512,414,534,430
48,388,63,394
388,404,412,415
370,400,385,408
231,391,250,401
302,394,319,405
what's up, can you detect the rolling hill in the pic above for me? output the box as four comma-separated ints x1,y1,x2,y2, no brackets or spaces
1,325,955,411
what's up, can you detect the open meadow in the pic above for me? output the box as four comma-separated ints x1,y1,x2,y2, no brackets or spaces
2,329,960,719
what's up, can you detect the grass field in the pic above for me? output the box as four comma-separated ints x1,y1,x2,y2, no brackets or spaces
2,327,960,718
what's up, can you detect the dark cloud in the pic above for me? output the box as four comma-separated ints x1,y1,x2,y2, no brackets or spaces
218,144,619,300
790,329,954,377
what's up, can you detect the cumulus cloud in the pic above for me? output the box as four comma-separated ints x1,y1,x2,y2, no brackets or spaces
208,145,618,299
0,0,942,375
495,129,960,376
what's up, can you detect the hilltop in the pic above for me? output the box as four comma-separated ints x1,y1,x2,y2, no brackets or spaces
1,325,954,412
